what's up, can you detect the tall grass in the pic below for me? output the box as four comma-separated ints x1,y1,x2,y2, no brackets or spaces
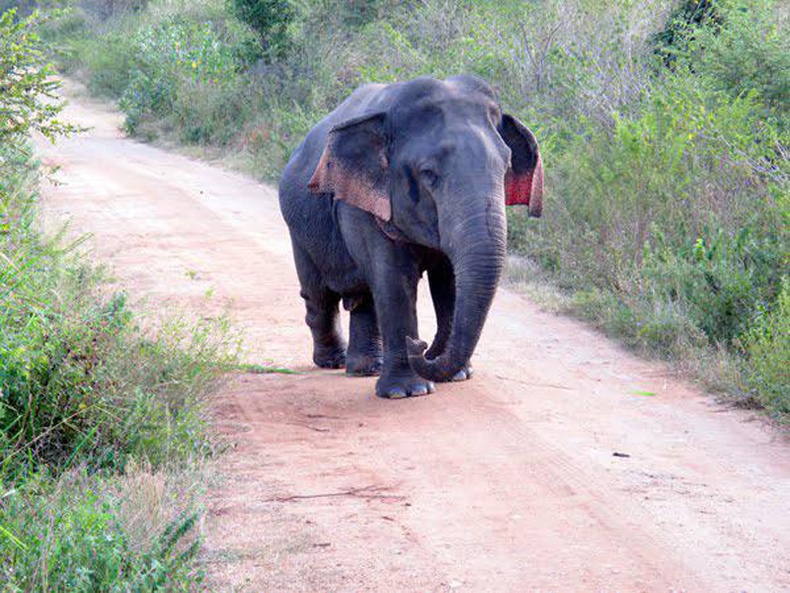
48,0,788,423
1,464,205,590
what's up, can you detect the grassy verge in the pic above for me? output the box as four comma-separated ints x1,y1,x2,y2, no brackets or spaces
44,0,788,424
1,9,239,589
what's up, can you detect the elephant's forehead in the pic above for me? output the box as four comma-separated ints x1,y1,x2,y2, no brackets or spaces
392,95,494,133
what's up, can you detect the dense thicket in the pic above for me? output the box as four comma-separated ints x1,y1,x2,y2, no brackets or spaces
44,0,788,422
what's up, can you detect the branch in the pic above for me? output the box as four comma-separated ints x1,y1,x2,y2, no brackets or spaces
268,484,405,503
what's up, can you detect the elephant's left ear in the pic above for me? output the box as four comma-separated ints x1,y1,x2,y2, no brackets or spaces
308,112,391,221
499,114,544,218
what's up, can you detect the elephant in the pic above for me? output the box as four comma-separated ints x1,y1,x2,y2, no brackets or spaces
278,75,543,398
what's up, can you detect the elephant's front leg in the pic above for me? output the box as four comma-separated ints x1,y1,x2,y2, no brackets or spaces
426,259,473,382
371,262,435,399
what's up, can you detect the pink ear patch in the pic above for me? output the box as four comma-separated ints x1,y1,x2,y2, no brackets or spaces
504,170,530,206
505,153,543,217
308,146,332,194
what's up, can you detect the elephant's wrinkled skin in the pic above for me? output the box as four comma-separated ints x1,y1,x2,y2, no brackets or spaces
278,75,543,398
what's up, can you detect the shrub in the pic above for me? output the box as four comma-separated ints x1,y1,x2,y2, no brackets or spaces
651,0,718,67
0,211,239,478
169,77,255,145
119,17,251,134
1,10,241,483
79,0,150,20
690,0,789,122
514,57,785,367
77,31,139,97
0,9,79,145
641,226,783,345
0,1,36,17
743,277,790,422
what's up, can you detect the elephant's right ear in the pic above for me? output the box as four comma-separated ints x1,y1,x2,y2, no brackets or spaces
308,112,391,221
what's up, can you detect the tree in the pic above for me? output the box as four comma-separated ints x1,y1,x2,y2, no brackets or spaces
228,0,293,60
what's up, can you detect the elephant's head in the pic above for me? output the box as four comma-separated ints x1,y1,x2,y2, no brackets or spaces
308,75,543,382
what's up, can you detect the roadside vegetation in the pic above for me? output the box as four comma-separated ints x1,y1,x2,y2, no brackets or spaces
1,9,239,589
38,0,788,424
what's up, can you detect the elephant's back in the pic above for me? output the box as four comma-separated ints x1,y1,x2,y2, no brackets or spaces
278,84,390,295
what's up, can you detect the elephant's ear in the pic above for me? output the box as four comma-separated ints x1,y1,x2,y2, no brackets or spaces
307,112,391,221
499,114,544,218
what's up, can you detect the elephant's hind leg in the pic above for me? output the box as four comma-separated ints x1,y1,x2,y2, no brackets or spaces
345,294,382,376
303,286,346,369
292,243,347,369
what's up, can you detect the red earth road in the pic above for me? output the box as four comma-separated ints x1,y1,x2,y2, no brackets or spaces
36,85,790,592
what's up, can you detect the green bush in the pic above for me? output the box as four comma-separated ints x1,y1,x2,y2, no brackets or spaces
1,142,239,481
78,0,150,21
2,142,231,480
170,77,255,145
518,60,785,352
79,31,139,97
651,0,718,67
642,226,783,344
0,0,36,18
690,0,789,123
120,17,246,133
743,277,790,422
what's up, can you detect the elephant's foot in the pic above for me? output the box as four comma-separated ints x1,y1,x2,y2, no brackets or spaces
313,344,346,369
451,365,474,382
346,353,383,377
376,370,435,399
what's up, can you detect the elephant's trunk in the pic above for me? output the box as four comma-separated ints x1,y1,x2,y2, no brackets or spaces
407,204,507,382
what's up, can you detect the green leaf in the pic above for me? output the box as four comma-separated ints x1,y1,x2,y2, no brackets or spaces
631,390,656,397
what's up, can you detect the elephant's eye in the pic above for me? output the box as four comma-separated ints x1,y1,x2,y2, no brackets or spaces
419,168,439,189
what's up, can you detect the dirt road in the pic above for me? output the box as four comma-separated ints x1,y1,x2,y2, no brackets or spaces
37,86,790,592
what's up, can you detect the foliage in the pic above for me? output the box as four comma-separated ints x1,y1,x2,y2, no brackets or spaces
0,1,37,18
120,17,248,134
694,1,788,118
229,0,293,59
651,0,718,66
1,141,239,480
0,9,80,145
79,0,150,20
743,277,790,422
1,10,236,588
